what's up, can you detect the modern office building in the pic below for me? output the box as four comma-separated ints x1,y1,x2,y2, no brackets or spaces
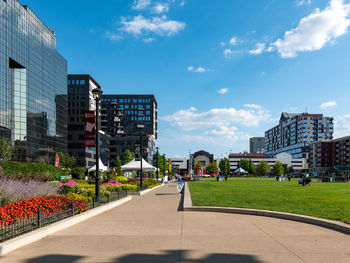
265,112,333,159
227,152,307,171
0,0,67,162
309,136,350,173
169,158,188,175
250,137,265,153
67,74,108,167
100,95,158,166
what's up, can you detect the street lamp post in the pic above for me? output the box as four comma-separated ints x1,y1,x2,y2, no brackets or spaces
156,147,159,181
163,154,166,178
92,88,103,202
137,124,145,188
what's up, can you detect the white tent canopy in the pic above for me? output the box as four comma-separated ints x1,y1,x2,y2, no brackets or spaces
121,158,156,172
88,159,108,172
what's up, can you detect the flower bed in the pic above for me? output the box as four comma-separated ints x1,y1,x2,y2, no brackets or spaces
0,177,59,206
0,195,87,225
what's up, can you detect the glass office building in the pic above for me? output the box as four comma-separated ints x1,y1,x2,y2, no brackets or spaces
0,0,67,162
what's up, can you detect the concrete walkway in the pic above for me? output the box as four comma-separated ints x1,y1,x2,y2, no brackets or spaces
2,183,350,263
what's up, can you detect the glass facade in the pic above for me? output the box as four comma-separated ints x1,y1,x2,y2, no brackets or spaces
0,0,67,162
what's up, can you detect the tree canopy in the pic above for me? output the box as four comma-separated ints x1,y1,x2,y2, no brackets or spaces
272,161,284,176
0,137,12,161
257,161,270,175
206,161,218,174
219,158,230,175
116,156,122,176
123,149,135,165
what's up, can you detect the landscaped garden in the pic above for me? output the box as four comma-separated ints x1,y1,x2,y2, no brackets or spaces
0,161,161,240
188,177,350,222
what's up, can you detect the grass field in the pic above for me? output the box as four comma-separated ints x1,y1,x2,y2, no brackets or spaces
188,178,350,222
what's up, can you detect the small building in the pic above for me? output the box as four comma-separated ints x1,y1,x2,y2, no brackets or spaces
169,158,188,175
191,150,214,169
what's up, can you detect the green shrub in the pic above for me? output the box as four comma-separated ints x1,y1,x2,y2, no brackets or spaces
0,161,65,181
121,184,137,191
59,185,76,195
116,176,129,183
102,185,123,192
66,192,92,203
71,167,87,180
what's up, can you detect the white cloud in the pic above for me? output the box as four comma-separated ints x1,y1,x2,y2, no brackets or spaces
320,101,337,108
229,36,238,45
132,0,151,10
272,0,350,58
188,66,209,73
243,104,262,110
249,43,266,55
120,15,186,36
334,114,350,138
152,3,170,14
223,48,241,58
105,31,123,40
296,0,312,6
143,37,155,43
161,106,271,130
205,126,251,143
218,88,229,94
180,0,185,6
220,42,226,47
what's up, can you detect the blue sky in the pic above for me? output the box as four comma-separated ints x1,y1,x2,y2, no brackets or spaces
25,0,350,158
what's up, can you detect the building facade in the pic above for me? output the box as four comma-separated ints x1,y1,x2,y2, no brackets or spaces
227,152,307,171
191,150,214,169
250,137,265,153
265,112,333,159
169,158,188,174
309,136,350,173
100,95,157,166
0,0,67,162
67,74,108,167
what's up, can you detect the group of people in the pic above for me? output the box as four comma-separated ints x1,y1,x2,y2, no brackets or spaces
275,175,292,182
298,173,312,186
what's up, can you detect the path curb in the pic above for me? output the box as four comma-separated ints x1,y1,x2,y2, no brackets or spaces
138,183,165,196
184,182,350,234
0,196,132,257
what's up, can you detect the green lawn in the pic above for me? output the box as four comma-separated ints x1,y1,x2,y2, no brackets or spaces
188,178,350,222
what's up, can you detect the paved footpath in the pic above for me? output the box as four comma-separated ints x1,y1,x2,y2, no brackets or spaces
2,183,350,263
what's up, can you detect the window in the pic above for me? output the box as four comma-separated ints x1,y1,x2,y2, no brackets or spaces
146,111,150,115
72,80,75,84
146,105,151,109
80,80,85,85
68,80,71,85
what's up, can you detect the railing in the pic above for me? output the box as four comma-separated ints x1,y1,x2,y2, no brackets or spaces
0,190,128,242
137,185,148,192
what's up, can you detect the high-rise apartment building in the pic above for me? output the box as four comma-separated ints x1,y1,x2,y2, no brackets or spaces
265,112,333,159
67,74,108,167
0,0,67,162
249,137,265,153
309,136,350,173
100,95,157,166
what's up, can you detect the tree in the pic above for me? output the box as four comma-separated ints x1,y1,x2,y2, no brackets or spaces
257,161,270,176
57,152,66,168
116,156,122,176
219,158,230,175
287,166,294,174
237,159,250,171
66,156,76,169
272,161,284,176
247,159,256,175
194,160,202,172
206,161,218,174
123,149,134,165
0,137,12,161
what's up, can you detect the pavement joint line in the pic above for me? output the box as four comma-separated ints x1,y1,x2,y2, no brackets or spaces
252,222,307,263
183,182,350,235
0,196,132,257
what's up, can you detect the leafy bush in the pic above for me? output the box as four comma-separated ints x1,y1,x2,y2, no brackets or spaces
102,185,123,192
71,167,87,180
0,177,59,206
0,161,66,181
59,185,76,195
121,184,137,191
116,176,128,183
0,195,87,225
66,192,92,203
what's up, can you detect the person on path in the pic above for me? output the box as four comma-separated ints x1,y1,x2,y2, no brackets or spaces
224,174,228,181
305,173,311,187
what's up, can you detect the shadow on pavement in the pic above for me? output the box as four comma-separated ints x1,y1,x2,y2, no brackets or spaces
155,193,177,196
25,254,84,263
177,192,184,212
24,250,261,263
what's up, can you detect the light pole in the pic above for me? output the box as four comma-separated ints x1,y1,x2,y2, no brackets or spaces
137,124,144,188
156,147,159,181
92,88,103,202
163,154,166,177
